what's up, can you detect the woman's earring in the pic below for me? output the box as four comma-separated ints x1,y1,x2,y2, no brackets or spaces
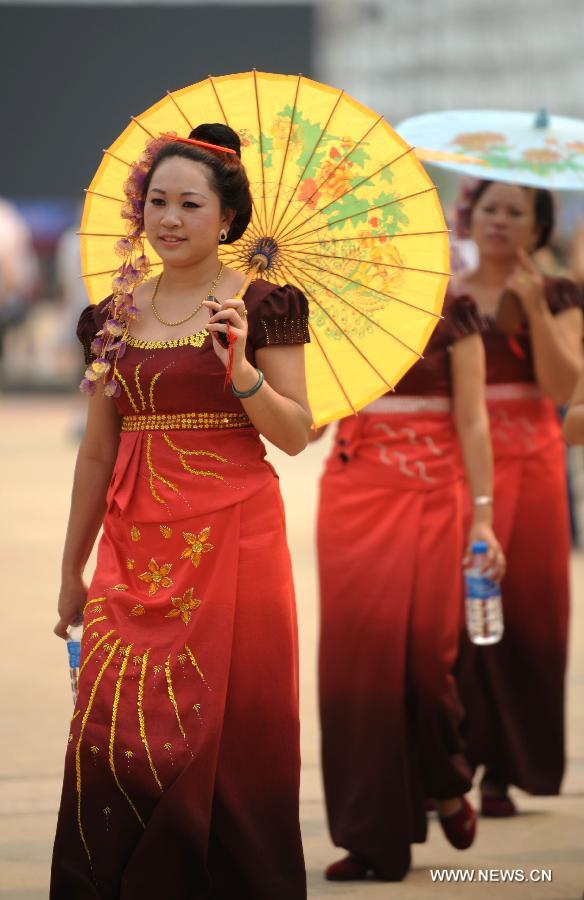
219,228,228,243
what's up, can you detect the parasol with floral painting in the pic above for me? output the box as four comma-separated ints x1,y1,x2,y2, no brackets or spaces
397,108,584,192
80,71,453,427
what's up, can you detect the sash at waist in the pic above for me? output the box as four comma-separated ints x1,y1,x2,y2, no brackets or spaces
121,411,252,432
362,395,451,415
486,383,542,403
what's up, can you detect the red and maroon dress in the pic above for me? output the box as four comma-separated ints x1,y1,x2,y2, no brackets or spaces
51,280,310,900
456,275,581,795
317,295,480,880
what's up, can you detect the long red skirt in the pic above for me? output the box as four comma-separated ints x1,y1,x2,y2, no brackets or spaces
51,427,305,899
318,406,473,880
458,390,569,794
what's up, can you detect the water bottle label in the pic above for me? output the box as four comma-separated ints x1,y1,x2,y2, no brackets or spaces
464,573,500,600
67,640,81,668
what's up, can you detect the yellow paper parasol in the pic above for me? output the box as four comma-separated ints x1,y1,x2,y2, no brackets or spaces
81,71,450,427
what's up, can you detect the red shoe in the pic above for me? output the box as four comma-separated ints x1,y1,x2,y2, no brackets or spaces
325,855,371,881
439,797,476,850
481,792,517,818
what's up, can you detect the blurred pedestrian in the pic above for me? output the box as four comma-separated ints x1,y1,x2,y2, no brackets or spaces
0,198,38,370
317,293,503,881
453,180,582,816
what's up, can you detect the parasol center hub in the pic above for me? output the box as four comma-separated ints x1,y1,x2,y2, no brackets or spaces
248,236,279,273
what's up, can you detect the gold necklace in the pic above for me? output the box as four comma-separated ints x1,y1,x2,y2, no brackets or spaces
150,263,225,327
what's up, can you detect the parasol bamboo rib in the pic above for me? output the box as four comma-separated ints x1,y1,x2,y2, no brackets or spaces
276,257,379,403
207,74,264,236
103,149,133,168
308,321,358,416
166,90,194,131
276,144,414,244
291,230,449,246
277,113,384,243
286,250,441,319
267,73,303,236
252,70,269,235
271,88,345,238
279,186,436,246
283,256,423,356
130,117,157,140
293,249,451,278
278,256,397,385
84,189,126,204
78,232,128,238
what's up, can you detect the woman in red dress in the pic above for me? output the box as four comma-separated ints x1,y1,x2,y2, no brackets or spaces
453,180,583,816
51,124,312,899
317,292,504,881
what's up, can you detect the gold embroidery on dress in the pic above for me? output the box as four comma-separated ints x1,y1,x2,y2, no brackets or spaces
109,641,145,828
103,807,111,831
137,649,163,792
125,329,208,350
76,639,121,865
134,361,147,412
162,434,225,482
84,615,108,631
130,525,141,542
71,709,81,722
165,588,201,625
127,559,135,571
160,525,173,539
139,558,173,596
112,584,128,592
79,629,115,678
83,596,107,614
146,432,179,504
114,368,139,414
130,604,146,617
149,370,162,413
165,655,187,741
163,742,174,766
180,527,214,568
184,644,211,691
121,411,251,431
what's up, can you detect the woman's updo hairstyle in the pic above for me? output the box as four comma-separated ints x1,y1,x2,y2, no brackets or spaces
142,123,253,243
462,179,555,251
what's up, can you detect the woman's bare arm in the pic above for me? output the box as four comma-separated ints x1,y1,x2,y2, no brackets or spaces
54,388,121,638
563,366,584,444
451,333,504,578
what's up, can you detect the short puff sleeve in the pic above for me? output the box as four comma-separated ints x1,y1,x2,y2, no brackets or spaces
248,283,310,351
76,298,111,365
545,276,583,316
442,293,484,345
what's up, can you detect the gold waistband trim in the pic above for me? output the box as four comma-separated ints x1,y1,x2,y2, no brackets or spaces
121,411,252,432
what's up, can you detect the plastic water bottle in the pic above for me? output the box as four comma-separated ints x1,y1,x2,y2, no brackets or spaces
66,619,84,705
464,541,504,645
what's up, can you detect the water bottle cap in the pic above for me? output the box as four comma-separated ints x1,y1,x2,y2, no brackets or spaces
471,540,488,554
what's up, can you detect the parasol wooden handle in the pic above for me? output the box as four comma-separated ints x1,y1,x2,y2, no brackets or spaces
235,254,269,301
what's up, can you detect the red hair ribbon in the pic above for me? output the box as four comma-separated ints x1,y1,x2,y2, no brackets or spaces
160,133,237,155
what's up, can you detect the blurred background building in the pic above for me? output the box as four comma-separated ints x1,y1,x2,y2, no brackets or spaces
1,0,584,390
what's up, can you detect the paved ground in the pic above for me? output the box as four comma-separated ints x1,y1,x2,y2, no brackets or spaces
1,396,583,899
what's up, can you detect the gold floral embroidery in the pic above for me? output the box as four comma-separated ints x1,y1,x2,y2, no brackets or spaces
149,371,162,414
165,655,187,740
83,596,107,614
184,643,210,690
180,527,214,568
160,525,173,539
137,649,163,791
114,369,139,414
146,432,179,504
121,411,250,432
162,434,225,482
109,641,145,827
134,361,146,412
127,559,135,571
84,615,108,631
130,525,141,542
130,604,146,617
165,588,200,625
76,639,120,865
125,330,208,350
113,584,128,592
139,559,173,596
